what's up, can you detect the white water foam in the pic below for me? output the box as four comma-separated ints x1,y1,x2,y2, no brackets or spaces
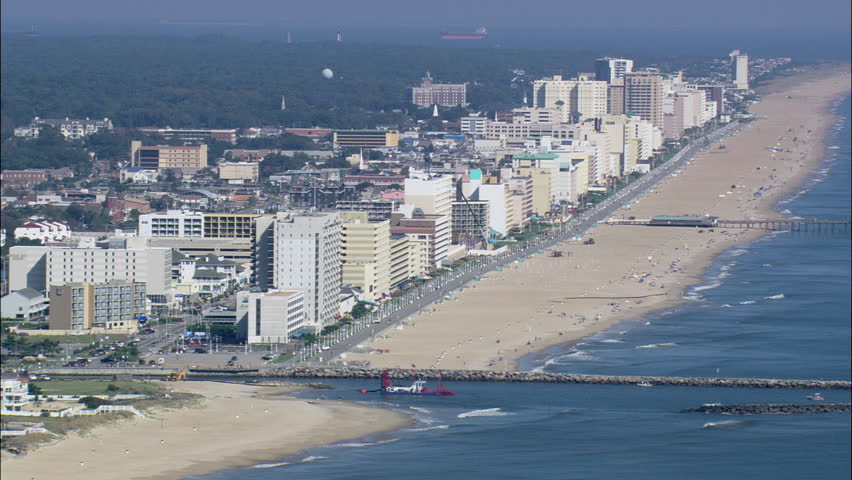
702,420,750,429
457,408,513,418
251,462,290,469
409,425,450,432
599,339,624,344
301,456,327,463
692,283,721,292
739,300,757,305
409,406,432,414
721,304,733,308
336,438,399,448
764,294,785,300
635,342,678,349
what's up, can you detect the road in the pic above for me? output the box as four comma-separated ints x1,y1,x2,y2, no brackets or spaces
296,120,744,365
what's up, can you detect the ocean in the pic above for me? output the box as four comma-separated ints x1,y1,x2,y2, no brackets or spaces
192,96,850,480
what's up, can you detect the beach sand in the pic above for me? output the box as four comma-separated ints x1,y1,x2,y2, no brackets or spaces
344,64,851,372
1,381,412,480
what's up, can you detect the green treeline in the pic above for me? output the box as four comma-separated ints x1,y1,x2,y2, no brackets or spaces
1,34,702,135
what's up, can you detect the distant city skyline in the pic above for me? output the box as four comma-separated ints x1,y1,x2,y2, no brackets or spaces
2,0,850,29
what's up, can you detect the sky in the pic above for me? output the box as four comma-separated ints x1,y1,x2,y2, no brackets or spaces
2,0,851,30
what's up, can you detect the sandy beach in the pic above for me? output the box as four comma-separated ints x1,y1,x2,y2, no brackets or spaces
345,64,851,372
1,381,412,480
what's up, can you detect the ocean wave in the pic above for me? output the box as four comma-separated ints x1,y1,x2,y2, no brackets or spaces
599,339,624,344
702,420,751,429
251,462,291,469
721,304,733,308
692,283,721,292
337,438,399,448
409,425,450,432
739,300,757,305
566,350,601,361
635,342,678,349
457,408,513,418
828,145,840,149
762,264,773,267
764,294,785,300
682,294,703,301
301,456,328,463
252,456,328,468
729,249,749,257
409,406,432,414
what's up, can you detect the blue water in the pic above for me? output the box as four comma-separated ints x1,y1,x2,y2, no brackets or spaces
194,96,851,479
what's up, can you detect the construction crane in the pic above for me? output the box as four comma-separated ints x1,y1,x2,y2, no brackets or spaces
455,178,496,248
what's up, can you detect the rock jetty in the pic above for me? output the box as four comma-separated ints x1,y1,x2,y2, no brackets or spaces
245,367,851,390
682,403,852,414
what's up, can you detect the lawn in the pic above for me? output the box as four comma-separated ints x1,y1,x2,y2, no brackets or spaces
31,379,163,396
22,334,130,345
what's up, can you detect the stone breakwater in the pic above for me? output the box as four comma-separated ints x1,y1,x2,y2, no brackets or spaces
248,367,852,390
682,403,852,415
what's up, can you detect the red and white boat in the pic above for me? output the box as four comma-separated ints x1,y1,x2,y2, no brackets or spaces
361,370,456,396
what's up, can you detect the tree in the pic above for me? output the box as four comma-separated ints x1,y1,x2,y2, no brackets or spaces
79,396,110,409
350,302,370,319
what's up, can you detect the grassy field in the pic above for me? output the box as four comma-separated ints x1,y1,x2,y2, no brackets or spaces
31,379,164,396
21,334,130,345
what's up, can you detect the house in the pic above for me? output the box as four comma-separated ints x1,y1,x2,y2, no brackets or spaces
1,377,30,414
1,288,49,321
13,221,71,243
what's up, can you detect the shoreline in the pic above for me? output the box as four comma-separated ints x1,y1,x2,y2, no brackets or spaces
344,63,851,373
0,381,413,480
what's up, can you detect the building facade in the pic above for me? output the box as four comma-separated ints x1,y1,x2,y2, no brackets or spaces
273,213,342,331
340,212,391,301
333,130,399,148
624,72,664,129
411,72,467,106
130,141,208,171
49,280,146,331
594,57,634,83
241,290,306,344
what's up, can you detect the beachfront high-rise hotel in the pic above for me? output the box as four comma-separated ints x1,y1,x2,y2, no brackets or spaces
729,50,749,90
624,72,664,129
273,213,342,332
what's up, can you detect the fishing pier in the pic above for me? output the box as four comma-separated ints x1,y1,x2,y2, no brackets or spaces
606,215,851,233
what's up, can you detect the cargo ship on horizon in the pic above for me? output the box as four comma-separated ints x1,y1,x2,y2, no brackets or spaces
441,27,488,40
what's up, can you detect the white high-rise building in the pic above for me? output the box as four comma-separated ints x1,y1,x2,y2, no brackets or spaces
138,210,204,237
730,50,749,90
595,57,634,83
532,76,608,122
241,290,306,344
404,174,453,217
8,245,172,302
273,213,342,331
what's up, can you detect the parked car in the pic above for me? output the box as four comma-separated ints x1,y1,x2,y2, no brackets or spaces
194,348,208,354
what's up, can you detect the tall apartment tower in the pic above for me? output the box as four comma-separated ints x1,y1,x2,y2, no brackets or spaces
404,174,453,217
532,76,608,122
340,212,391,301
729,50,749,90
273,213,342,331
594,58,634,84
624,72,664,129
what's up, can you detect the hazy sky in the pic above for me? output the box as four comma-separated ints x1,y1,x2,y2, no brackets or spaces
2,0,851,29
